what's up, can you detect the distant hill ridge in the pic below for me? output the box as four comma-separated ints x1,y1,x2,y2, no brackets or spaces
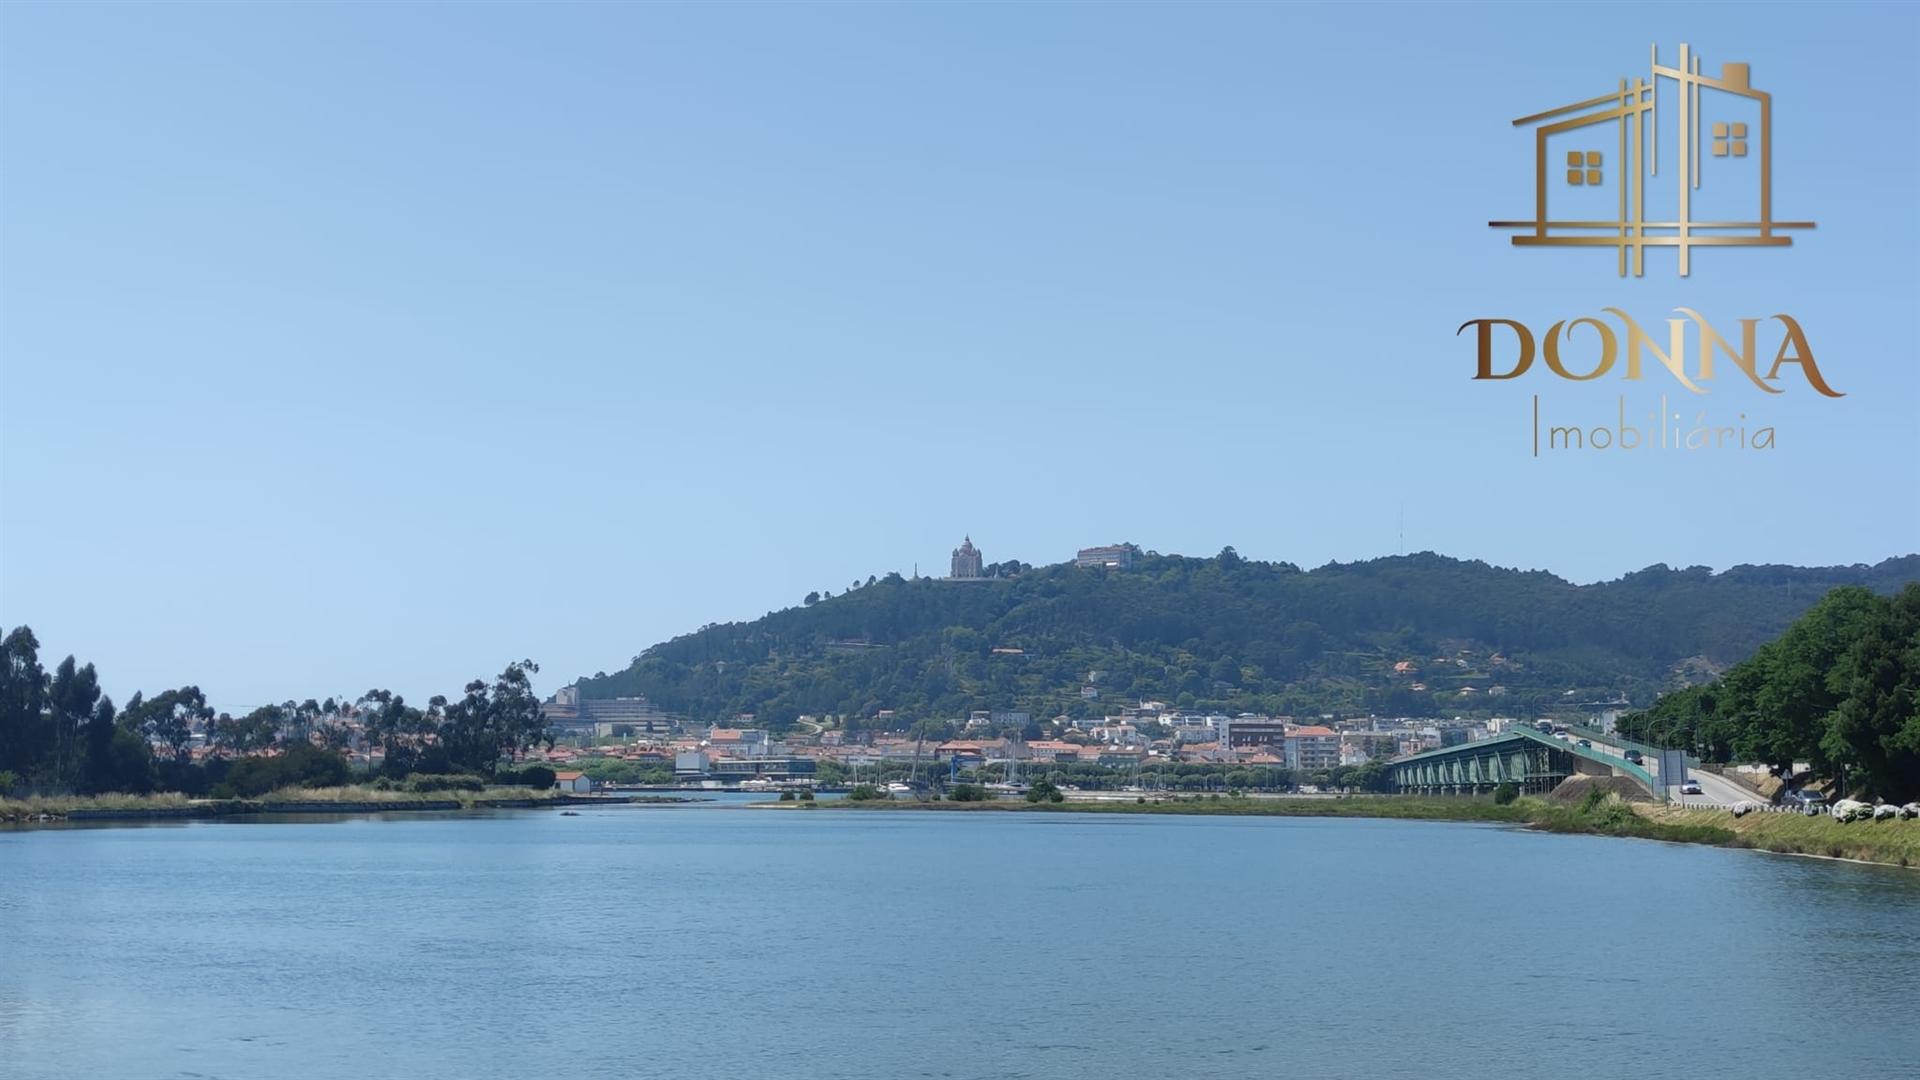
575,550,1920,730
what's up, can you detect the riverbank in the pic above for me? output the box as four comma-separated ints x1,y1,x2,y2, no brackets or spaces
814,794,1534,823
1640,804,1920,867
13,787,1913,868
0,785,698,825
809,794,1920,868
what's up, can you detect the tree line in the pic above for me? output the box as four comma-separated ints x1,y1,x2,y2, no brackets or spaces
1615,584,1920,802
0,625,554,798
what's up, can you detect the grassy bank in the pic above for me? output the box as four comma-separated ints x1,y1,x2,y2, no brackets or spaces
1641,804,1920,867
827,794,1533,823
256,784,562,807
0,791,197,823
815,793,1920,869
0,784,572,824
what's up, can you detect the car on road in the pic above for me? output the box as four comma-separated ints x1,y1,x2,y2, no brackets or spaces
1623,750,1644,765
1679,779,1703,795
1576,739,1593,749
1784,789,1826,814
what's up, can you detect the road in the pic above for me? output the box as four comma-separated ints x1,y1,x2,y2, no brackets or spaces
1559,729,1759,807
1667,767,1761,808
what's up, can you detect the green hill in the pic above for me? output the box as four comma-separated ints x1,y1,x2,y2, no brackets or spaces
575,550,1920,731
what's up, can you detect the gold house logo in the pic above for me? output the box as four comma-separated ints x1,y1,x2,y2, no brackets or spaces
1490,44,1812,276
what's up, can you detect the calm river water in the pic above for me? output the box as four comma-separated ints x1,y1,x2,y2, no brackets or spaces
4,805,1918,1080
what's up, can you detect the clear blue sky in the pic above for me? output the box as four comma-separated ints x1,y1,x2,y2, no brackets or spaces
2,2,1915,712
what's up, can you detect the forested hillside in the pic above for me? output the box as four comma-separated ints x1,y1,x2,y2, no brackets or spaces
576,550,1920,731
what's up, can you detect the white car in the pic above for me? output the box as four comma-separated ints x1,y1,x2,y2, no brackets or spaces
1678,779,1703,795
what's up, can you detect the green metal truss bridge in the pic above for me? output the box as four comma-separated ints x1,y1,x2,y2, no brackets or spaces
1386,725,1657,797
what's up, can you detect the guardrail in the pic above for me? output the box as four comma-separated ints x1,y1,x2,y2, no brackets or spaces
1671,799,1823,815
1696,764,1772,800
1557,722,1700,768
1508,726,1658,793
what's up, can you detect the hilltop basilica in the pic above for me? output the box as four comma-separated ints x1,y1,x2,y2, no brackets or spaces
949,536,984,579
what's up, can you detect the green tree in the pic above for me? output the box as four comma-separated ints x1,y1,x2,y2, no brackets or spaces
1026,779,1064,803
358,689,430,775
1350,759,1390,793
1741,587,1883,774
1820,584,1920,801
81,694,122,793
287,699,324,746
0,627,50,785
122,686,211,765
212,705,283,757
106,727,155,794
46,655,103,788
438,660,553,775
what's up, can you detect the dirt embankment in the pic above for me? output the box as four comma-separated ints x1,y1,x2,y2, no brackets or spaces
1549,775,1652,804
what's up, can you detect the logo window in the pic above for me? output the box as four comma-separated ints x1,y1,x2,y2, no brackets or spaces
1712,122,1747,157
1566,150,1602,186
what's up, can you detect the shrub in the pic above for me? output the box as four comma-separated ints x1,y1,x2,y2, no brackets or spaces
779,790,796,801
848,783,883,801
104,730,155,794
218,745,353,798
949,783,989,802
495,765,556,790
1493,781,1520,805
154,759,215,796
799,789,815,801
1026,780,1065,804
403,773,485,793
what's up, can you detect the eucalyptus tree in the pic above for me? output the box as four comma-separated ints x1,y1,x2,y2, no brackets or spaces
438,660,552,775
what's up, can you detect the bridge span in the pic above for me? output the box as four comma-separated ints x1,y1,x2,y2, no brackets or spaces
1386,726,1657,797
